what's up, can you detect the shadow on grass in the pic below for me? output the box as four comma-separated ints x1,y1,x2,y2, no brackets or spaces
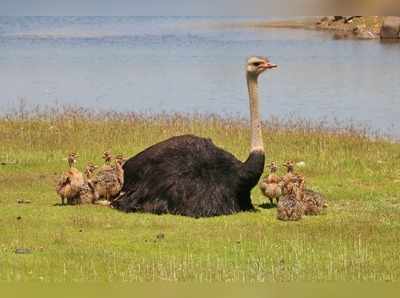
258,202,277,209
53,203,71,207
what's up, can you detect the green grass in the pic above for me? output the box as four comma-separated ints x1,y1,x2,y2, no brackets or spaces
1,107,400,282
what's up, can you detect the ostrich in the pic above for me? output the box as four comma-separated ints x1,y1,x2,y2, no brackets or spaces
106,154,125,200
55,153,85,205
78,163,99,204
92,153,124,201
100,151,113,171
302,188,328,216
112,56,277,217
282,161,328,215
277,176,305,221
92,151,114,200
113,154,125,186
281,160,300,195
259,162,282,206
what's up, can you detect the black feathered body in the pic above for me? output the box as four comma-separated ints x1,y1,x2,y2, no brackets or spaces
112,135,265,217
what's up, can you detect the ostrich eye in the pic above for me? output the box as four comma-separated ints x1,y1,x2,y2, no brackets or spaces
253,62,261,67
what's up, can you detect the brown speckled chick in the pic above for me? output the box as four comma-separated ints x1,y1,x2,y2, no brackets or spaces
55,152,85,205
302,188,328,216
78,163,99,204
281,160,302,195
92,153,124,201
277,176,305,221
259,162,282,205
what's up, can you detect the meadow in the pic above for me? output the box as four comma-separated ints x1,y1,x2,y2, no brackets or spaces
0,106,399,282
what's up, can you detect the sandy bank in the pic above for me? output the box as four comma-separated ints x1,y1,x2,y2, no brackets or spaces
231,16,384,40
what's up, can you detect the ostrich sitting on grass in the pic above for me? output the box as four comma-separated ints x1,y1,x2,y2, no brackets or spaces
55,153,84,205
79,163,99,204
277,176,305,221
282,161,328,216
112,56,277,217
92,153,124,202
259,161,282,206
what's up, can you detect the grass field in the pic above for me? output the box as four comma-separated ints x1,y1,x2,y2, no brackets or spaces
1,107,400,282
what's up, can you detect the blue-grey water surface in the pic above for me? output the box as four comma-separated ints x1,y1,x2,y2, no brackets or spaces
0,16,399,137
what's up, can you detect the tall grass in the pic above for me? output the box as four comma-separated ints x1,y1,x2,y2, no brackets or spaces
0,106,399,282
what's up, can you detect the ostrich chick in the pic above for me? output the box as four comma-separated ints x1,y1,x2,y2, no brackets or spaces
277,177,305,221
107,154,125,198
79,163,99,204
281,160,301,195
55,153,85,205
302,188,328,215
259,162,282,205
93,153,124,201
100,151,113,170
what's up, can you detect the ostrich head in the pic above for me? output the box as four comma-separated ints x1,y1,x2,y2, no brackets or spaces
85,163,98,176
246,56,277,77
283,160,295,173
115,154,126,165
67,152,79,168
102,151,113,164
269,161,278,173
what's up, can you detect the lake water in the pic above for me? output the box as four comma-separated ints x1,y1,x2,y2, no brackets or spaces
0,16,399,137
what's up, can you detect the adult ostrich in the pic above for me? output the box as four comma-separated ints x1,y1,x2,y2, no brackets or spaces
112,56,277,217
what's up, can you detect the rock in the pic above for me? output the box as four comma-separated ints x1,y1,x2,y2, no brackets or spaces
333,16,344,22
333,32,350,40
296,161,306,168
94,200,111,206
17,199,32,204
317,16,331,25
380,16,400,39
358,31,376,40
353,26,376,40
0,160,17,166
15,248,32,254
345,16,361,24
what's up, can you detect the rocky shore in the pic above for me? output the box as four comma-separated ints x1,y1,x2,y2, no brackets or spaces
257,16,400,41
315,16,381,40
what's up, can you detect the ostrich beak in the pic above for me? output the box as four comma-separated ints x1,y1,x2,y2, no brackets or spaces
261,62,278,69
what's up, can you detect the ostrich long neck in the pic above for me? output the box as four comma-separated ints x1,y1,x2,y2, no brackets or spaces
247,74,264,152
237,72,266,189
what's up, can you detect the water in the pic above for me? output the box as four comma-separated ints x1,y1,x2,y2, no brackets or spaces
1,16,399,137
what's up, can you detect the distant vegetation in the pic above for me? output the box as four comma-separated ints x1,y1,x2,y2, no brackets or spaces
0,106,399,282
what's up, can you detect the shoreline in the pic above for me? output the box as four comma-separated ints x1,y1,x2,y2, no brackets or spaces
230,16,384,40
242,18,319,30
